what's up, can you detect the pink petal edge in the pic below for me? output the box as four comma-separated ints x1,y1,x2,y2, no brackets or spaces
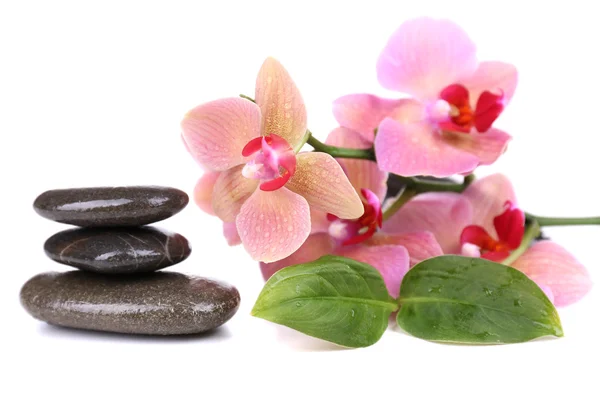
193,172,220,215
285,152,364,219
223,222,241,246
259,233,334,280
336,244,410,298
460,61,518,108
255,57,307,151
368,232,444,267
181,97,262,171
332,94,410,141
326,127,388,201
375,118,479,178
376,17,478,100
383,192,473,254
511,241,592,307
236,186,311,262
211,165,259,222
443,128,511,166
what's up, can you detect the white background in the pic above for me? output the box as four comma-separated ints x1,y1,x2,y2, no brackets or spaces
1,0,598,399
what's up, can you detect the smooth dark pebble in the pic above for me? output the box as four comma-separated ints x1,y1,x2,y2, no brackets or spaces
33,186,188,227
21,272,240,335
44,227,191,274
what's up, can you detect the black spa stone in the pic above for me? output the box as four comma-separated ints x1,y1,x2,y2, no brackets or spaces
33,186,189,227
20,272,240,335
44,227,191,274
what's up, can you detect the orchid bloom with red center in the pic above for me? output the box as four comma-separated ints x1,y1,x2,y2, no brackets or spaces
333,17,517,177
383,174,593,307
259,126,444,297
460,201,525,262
181,58,364,262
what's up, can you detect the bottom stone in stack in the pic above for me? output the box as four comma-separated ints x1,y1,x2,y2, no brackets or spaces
20,271,240,335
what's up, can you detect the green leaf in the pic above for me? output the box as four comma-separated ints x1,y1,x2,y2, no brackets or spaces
397,255,563,344
251,255,398,348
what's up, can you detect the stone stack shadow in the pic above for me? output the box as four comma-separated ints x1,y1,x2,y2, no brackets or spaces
21,186,240,336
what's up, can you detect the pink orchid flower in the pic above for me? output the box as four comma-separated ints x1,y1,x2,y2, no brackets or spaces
334,17,517,177
384,174,593,307
181,58,364,262
260,127,443,297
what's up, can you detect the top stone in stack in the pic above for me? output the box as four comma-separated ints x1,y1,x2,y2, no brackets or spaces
33,186,189,227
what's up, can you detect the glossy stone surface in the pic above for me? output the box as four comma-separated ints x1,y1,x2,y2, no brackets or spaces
44,227,191,274
21,272,240,335
33,186,189,227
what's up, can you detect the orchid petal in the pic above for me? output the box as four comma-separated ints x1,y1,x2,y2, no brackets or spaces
512,241,592,307
493,205,525,249
482,250,511,262
193,172,220,215
460,61,518,108
336,245,410,298
443,128,511,165
212,166,258,222
236,187,310,262
536,284,555,305
460,225,498,248
286,152,364,219
181,98,261,171
463,173,517,234
375,118,479,177
376,17,477,100
473,91,504,132
255,57,307,151
326,127,388,200
368,232,444,267
259,233,334,280
310,209,330,234
223,222,241,246
332,94,413,141
383,192,472,254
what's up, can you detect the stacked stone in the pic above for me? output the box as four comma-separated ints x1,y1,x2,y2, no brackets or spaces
21,186,240,335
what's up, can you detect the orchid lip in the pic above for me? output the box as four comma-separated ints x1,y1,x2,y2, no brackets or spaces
460,200,525,260
241,134,297,192
438,83,505,134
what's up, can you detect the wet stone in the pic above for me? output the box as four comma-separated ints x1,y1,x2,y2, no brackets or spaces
44,227,191,274
33,186,189,227
20,272,240,335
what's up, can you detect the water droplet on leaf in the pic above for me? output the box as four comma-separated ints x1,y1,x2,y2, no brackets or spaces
514,299,523,307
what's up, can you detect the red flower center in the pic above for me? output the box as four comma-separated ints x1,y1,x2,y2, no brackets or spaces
439,84,505,133
241,134,296,191
460,201,525,262
328,189,382,246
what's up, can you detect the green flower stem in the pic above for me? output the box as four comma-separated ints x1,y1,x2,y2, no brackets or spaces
382,188,417,222
239,94,256,103
306,132,376,160
502,220,540,266
525,213,600,227
392,174,475,194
